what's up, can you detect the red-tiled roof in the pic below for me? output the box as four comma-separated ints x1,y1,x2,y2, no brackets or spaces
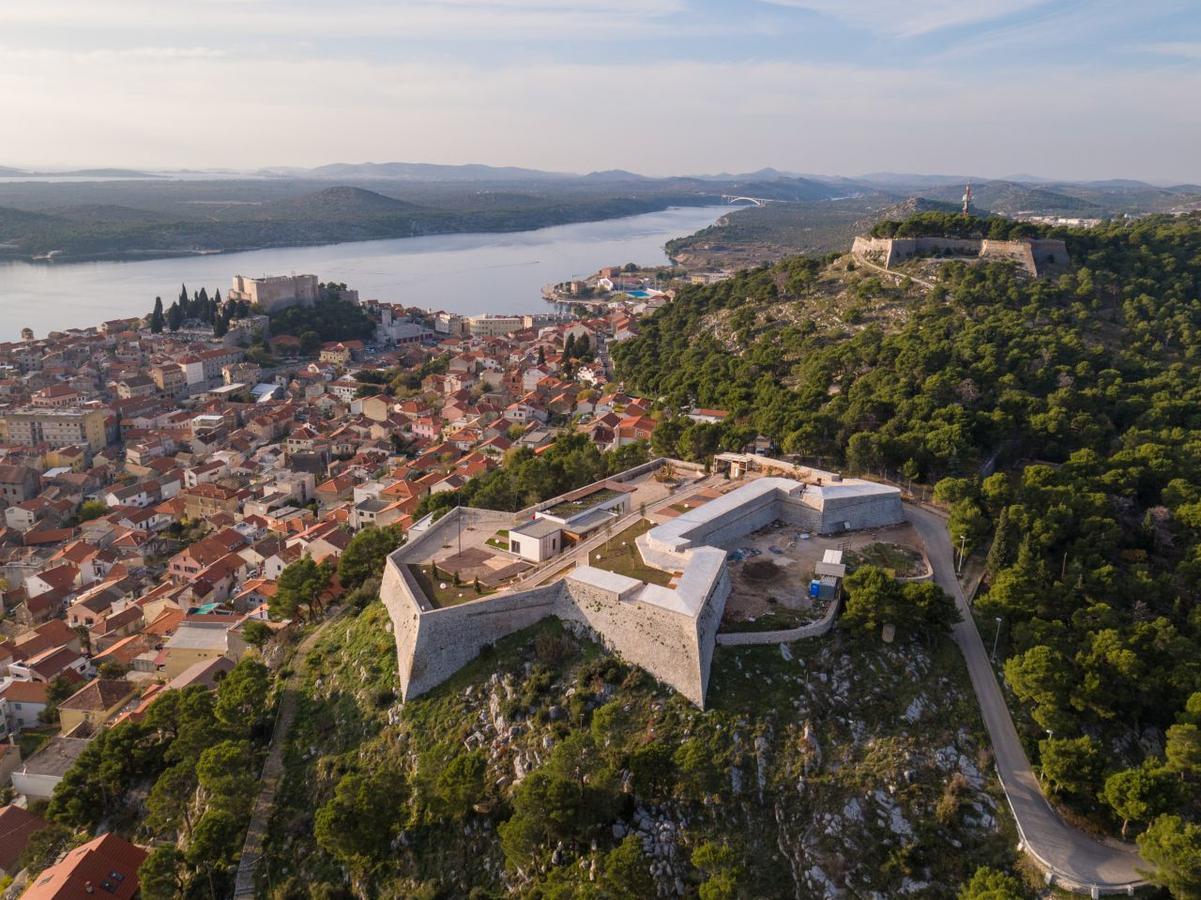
0,805,48,873
22,832,147,900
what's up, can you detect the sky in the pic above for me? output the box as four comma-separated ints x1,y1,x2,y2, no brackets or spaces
2,0,1200,181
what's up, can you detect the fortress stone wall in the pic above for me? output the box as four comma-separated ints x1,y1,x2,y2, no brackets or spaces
851,235,1068,277
380,469,902,708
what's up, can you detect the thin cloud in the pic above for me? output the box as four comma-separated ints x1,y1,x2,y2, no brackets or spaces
758,0,1051,37
0,0,683,36
1142,41,1201,58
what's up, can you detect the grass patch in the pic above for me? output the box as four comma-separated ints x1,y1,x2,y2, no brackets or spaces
17,728,54,760
544,487,624,518
846,542,925,577
409,563,494,608
484,529,510,550
586,519,673,586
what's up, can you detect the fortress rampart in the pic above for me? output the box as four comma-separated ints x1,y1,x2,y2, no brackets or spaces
380,466,903,707
851,235,1068,277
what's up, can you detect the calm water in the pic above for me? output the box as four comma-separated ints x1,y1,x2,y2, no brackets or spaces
0,205,728,341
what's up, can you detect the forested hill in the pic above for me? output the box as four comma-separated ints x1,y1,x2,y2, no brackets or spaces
614,212,1201,852
614,212,1201,477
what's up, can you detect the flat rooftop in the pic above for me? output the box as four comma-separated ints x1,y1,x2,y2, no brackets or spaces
20,737,90,778
511,518,563,539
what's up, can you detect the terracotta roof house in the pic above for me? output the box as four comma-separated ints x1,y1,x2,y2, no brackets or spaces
21,832,147,900
1,680,48,732
57,678,138,734
166,655,235,691
10,645,88,684
0,805,48,875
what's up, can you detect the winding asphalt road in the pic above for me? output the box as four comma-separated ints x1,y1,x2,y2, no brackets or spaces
906,504,1146,894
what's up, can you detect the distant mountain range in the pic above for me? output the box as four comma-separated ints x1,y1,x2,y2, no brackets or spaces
0,167,163,179
1,160,1199,265
3,159,1199,196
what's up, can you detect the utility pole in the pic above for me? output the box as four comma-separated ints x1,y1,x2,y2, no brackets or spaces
991,617,1002,661
957,532,967,575
456,494,462,556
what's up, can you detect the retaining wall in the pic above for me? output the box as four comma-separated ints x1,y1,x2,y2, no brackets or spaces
715,595,843,646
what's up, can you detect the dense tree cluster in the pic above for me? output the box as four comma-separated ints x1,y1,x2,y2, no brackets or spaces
147,283,253,337
270,556,335,621
267,296,376,348
840,565,960,640
870,211,1042,240
33,659,272,897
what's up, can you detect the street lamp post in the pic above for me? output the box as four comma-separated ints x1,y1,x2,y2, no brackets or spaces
991,616,1002,661
604,507,620,556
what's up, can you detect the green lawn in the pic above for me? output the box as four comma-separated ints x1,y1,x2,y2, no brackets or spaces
545,487,624,518
586,519,673,587
485,529,510,550
409,564,494,608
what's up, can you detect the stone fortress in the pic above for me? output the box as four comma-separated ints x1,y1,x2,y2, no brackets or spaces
851,235,1069,277
228,273,319,314
379,459,904,707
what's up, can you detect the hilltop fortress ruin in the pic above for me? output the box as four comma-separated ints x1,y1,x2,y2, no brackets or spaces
852,235,1069,277
380,458,903,707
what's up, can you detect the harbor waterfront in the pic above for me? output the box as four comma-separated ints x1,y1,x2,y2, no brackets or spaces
0,205,728,341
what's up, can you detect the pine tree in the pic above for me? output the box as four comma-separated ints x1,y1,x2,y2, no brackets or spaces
213,312,229,339
150,296,165,334
167,301,183,333
987,506,1016,573
564,333,576,359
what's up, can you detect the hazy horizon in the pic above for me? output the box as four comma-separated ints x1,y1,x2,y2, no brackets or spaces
1,161,1197,188
3,0,1201,182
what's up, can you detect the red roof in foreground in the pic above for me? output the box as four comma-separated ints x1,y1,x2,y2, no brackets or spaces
0,804,48,872
22,832,146,899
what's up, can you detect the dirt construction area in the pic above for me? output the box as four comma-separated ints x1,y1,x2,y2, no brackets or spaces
719,520,928,626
